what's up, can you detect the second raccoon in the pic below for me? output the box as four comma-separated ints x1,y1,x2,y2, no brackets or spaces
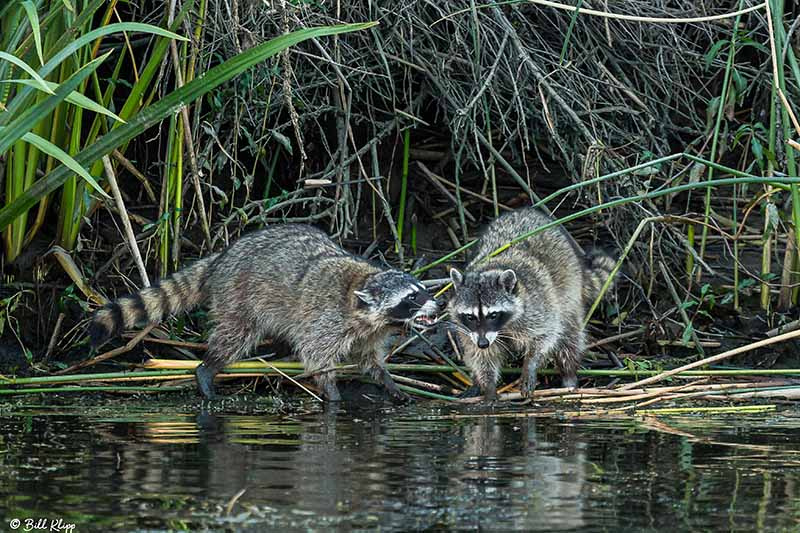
89,224,439,402
447,207,615,401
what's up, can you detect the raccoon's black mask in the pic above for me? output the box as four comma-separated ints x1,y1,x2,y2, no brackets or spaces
355,271,439,326
386,290,432,322
448,267,518,348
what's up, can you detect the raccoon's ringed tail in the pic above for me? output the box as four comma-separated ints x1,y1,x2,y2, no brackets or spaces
582,249,616,303
88,253,219,347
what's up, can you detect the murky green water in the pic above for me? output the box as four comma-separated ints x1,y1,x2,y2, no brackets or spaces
0,395,799,531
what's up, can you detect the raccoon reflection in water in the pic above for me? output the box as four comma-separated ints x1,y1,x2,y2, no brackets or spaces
89,224,439,402
447,207,616,402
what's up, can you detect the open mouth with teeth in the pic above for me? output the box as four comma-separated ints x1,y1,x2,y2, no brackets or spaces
412,314,438,327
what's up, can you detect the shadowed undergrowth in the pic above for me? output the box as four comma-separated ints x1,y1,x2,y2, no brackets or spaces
2,1,800,406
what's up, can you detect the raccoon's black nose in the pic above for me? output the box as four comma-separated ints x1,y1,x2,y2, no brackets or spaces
477,338,490,349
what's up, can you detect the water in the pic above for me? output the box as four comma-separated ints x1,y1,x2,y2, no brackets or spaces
1,395,799,532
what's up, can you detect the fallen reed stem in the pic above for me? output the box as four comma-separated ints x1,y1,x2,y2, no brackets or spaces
619,328,800,390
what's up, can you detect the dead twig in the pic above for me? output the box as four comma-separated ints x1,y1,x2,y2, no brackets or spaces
619,329,800,391
102,155,151,288
55,326,156,375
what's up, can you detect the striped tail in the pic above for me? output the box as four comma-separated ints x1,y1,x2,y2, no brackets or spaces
582,249,617,304
88,253,220,347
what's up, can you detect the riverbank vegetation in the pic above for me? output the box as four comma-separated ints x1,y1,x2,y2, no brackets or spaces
2,1,800,409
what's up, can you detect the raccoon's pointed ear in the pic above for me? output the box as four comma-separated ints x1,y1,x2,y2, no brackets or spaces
354,290,373,305
500,269,517,293
449,268,464,289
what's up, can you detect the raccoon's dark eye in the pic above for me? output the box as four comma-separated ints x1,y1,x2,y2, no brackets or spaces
408,292,418,301
460,313,477,324
487,312,499,320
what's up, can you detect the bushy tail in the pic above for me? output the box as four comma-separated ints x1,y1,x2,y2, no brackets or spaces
582,249,617,304
88,253,220,347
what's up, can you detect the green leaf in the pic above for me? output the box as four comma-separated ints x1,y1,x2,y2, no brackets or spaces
114,1,194,125
763,202,779,240
0,52,110,156
0,128,109,198
270,129,293,155
681,323,694,346
731,68,747,96
732,124,752,146
41,22,188,77
751,136,764,166
0,51,53,95
3,79,126,123
704,40,727,70
705,95,722,127
20,1,44,66
738,278,756,290
738,37,769,55
1,22,189,125
0,22,378,231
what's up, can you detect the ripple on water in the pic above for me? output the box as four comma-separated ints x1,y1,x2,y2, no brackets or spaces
0,399,799,531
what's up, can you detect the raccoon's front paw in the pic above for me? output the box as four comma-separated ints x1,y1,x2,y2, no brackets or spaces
388,387,413,405
520,376,537,398
196,363,218,400
562,375,578,390
323,382,343,402
482,387,499,404
458,385,483,398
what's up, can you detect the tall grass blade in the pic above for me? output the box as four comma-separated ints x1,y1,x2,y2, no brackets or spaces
0,51,109,155
396,128,411,254
0,51,53,94
0,1,19,19
2,79,125,123
20,1,43,66
1,22,188,124
0,22,378,231
559,0,584,64
0,129,108,197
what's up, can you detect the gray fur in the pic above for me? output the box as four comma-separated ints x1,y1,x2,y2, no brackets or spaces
447,207,615,401
90,224,438,401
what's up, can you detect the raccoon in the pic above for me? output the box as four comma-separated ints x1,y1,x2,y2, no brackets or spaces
447,207,615,402
89,224,439,402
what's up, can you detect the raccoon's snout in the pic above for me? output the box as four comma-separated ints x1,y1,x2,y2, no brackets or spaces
472,330,497,349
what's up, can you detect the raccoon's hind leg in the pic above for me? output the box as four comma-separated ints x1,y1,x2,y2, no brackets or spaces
198,316,263,399
555,349,580,390
554,338,582,390
522,338,582,397
553,317,584,390
298,340,343,402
